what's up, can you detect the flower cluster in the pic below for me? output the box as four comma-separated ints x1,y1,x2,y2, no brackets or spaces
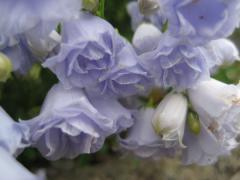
0,0,240,178
122,0,240,165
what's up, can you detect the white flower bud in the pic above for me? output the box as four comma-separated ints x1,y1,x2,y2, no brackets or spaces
133,23,162,54
0,53,12,82
138,0,160,16
152,93,188,147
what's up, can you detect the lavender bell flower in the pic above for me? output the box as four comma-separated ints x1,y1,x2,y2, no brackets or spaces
22,83,133,160
128,0,240,45
133,24,209,89
0,148,46,180
184,78,240,165
0,107,28,155
44,13,150,97
161,0,240,45
120,108,176,158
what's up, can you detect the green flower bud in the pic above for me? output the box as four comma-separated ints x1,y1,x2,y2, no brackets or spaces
0,53,12,82
83,0,99,12
187,112,201,135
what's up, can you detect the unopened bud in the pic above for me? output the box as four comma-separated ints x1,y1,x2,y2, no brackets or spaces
152,93,187,147
187,112,201,135
83,0,99,12
0,53,12,82
138,0,160,16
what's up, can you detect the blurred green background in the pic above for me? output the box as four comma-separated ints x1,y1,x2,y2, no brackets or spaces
1,1,240,179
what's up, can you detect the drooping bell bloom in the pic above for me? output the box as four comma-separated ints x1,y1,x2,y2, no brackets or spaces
128,0,240,45
44,13,150,97
133,24,209,89
184,78,240,165
163,0,240,44
120,108,176,158
188,78,240,132
22,83,133,160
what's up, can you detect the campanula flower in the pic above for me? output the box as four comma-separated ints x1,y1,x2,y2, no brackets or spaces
44,13,150,97
184,78,240,165
134,29,209,89
22,83,133,160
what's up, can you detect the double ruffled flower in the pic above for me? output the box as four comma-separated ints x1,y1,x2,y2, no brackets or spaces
133,24,209,89
22,83,133,160
44,13,150,97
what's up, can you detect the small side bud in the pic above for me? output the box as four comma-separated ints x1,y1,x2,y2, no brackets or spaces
138,0,160,16
83,0,99,12
0,53,12,82
187,112,201,135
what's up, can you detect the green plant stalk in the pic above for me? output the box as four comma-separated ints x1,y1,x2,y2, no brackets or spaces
99,0,105,18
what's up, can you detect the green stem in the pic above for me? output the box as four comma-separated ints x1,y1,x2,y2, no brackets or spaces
99,0,105,18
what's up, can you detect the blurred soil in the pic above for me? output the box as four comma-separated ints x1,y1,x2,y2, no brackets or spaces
45,150,240,180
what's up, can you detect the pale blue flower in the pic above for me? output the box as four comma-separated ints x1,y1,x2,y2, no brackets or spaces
128,0,240,45
164,0,240,44
135,32,209,89
22,83,133,160
44,13,150,97
184,78,240,165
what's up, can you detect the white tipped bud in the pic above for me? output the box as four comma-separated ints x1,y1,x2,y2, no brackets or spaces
83,0,99,12
152,93,188,147
138,0,160,16
0,53,12,82
133,23,162,54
